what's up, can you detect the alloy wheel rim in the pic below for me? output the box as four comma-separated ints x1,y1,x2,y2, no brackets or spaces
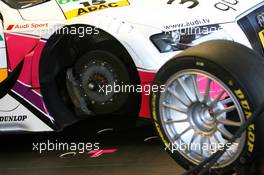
159,69,246,168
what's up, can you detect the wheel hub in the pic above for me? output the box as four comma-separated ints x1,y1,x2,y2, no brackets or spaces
189,103,217,134
87,82,96,91
66,51,133,115
86,73,108,94
79,60,117,104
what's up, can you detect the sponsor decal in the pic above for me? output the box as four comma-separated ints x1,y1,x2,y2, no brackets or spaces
164,18,210,30
6,23,48,31
167,0,199,9
0,69,8,83
58,0,107,5
214,0,239,11
62,0,130,19
0,34,3,41
167,0,239,12
6,25,14,31
0,115,27,122
257,12,264,28
58,0,81,4
258,30,264,49
234,89,255,153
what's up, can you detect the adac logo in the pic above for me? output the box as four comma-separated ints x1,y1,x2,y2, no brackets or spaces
257,12,264,28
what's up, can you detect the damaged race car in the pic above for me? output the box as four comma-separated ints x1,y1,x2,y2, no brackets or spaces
1,0,264,174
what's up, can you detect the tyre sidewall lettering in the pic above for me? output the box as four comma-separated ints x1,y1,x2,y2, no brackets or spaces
151,90,170,149
233,89,255,153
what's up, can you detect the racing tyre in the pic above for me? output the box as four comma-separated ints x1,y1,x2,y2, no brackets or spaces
150,40,264,174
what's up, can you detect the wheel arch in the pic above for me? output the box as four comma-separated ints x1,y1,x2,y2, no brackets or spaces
39,24,141,129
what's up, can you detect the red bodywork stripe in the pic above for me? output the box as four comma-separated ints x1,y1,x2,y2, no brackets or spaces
138,70,156,119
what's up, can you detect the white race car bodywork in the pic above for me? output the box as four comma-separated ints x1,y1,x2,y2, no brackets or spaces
0,0,263,132
2,0,262,70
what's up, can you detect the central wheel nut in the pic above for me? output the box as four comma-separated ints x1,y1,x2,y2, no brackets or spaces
189,103,217,134
202,109,215,123
87,82,96,90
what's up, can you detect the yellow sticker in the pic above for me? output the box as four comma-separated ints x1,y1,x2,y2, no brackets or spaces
0,68,8,83
258,29,264,48
65,0,130,19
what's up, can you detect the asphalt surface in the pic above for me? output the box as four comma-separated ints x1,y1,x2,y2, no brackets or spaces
0,117,184,175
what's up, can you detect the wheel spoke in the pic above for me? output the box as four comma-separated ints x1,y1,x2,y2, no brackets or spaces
221,97,232,105
207,137,212,157
218,125,233,139
204,79,212,103
209,90,225,107
226,150,232,158
174,127,191,141
165,118,188,124
178,78,193,103
162,102,188,113
168,87,189,106
217,119,241,127
212,134,221,153
200,136,204,157
223,105,236,113
213,134,220,144
191,75,201,102
214,105,236,117
189,132,198,147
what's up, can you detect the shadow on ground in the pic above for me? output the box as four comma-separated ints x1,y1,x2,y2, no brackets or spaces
0,117,183,175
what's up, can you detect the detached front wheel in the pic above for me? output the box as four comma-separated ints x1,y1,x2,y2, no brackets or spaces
151,41,264,174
